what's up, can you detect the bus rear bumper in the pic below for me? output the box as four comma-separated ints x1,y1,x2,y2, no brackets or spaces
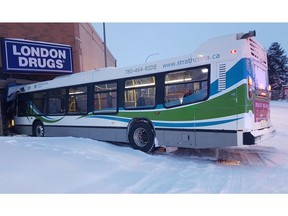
243,126,276,145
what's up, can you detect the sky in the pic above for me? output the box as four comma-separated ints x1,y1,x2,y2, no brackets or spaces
92,23,288,68
2,1,288,69
0,100,287,215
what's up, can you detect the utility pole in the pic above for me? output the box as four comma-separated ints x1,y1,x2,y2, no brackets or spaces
103,22,108,67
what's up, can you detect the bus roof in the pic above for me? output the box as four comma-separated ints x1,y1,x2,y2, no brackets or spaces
17,31,259,94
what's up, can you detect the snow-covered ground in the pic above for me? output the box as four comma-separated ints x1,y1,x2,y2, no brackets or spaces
1,101,288,194
0,101,288,214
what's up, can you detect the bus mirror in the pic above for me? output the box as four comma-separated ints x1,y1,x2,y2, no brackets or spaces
237,30,256,40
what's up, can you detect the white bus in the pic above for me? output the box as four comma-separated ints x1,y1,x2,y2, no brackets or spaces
10,31,275,152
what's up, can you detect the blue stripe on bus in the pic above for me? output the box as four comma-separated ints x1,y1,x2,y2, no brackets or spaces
226,58,247,88
210,58,247,96
89,115,130,123
154,118,242,127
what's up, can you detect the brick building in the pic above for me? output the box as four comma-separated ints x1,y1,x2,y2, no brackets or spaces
0,23,116,80
0,23,117,134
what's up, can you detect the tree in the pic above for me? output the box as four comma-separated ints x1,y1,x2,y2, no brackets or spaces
267,42,288,90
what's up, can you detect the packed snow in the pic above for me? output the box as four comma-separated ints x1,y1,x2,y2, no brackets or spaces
0,101,288,194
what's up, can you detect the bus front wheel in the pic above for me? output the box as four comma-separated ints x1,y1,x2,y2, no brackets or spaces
128,122,155,153
33,121,45,137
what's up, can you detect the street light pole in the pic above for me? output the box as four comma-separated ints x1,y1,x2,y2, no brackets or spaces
145,53,159,63
103,22,107,67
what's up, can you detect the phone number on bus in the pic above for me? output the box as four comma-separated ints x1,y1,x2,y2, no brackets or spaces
125,64,157,74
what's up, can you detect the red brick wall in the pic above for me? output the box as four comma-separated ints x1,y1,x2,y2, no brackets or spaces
0,23,116,79
78,23,116,72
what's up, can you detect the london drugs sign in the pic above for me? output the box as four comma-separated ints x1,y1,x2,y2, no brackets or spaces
1,38,73,74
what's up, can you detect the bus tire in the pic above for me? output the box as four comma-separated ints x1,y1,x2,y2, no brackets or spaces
33,121,45,137
128,122,155,153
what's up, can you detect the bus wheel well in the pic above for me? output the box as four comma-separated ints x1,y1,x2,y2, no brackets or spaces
32,119,44,137
128,118,155,135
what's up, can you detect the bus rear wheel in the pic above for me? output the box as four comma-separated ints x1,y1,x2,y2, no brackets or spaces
128,122,155,153
33,121,44,137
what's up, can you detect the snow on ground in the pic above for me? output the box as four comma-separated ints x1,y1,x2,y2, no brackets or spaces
1,101,288,194
0,101,288,214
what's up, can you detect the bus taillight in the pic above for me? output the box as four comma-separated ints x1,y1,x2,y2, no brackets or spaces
248,76,253,100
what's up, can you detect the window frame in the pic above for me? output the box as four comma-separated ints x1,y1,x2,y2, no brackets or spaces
93,81,118,114
67,85,88,115
164,65,210,108
47,88,67,115
124,75,156,110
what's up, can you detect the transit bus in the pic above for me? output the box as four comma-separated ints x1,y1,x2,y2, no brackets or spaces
10,30,275,153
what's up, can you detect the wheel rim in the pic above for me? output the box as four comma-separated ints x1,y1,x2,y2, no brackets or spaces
133,127,149,147
35,125,44,137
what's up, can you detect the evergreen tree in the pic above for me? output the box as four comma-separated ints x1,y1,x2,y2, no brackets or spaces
267,42,288,90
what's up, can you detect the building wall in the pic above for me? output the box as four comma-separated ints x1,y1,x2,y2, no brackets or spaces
77,23,116,72
0,23,116,76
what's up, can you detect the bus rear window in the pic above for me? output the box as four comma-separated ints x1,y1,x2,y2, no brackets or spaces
254,64,268,89
254,64,269,97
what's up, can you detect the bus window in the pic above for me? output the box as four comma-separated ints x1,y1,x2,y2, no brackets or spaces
48,88,66,115
254,64,269,97
124,76,156,109
32,91,47,115
164,67,209,107
17,93,31,116
94,82,117,113
68,86,87,114
182,81,208,104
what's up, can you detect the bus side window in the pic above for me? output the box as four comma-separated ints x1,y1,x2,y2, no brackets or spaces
48,88,66,114
18,100,31,116
69,96,77,112
182,81,208,104
94,82,117,113
49,98,62,114
124,76,156,109
32,91,47,115
164,68,209,107
94,91,117,113
136,96,155,107
68,86,87,114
